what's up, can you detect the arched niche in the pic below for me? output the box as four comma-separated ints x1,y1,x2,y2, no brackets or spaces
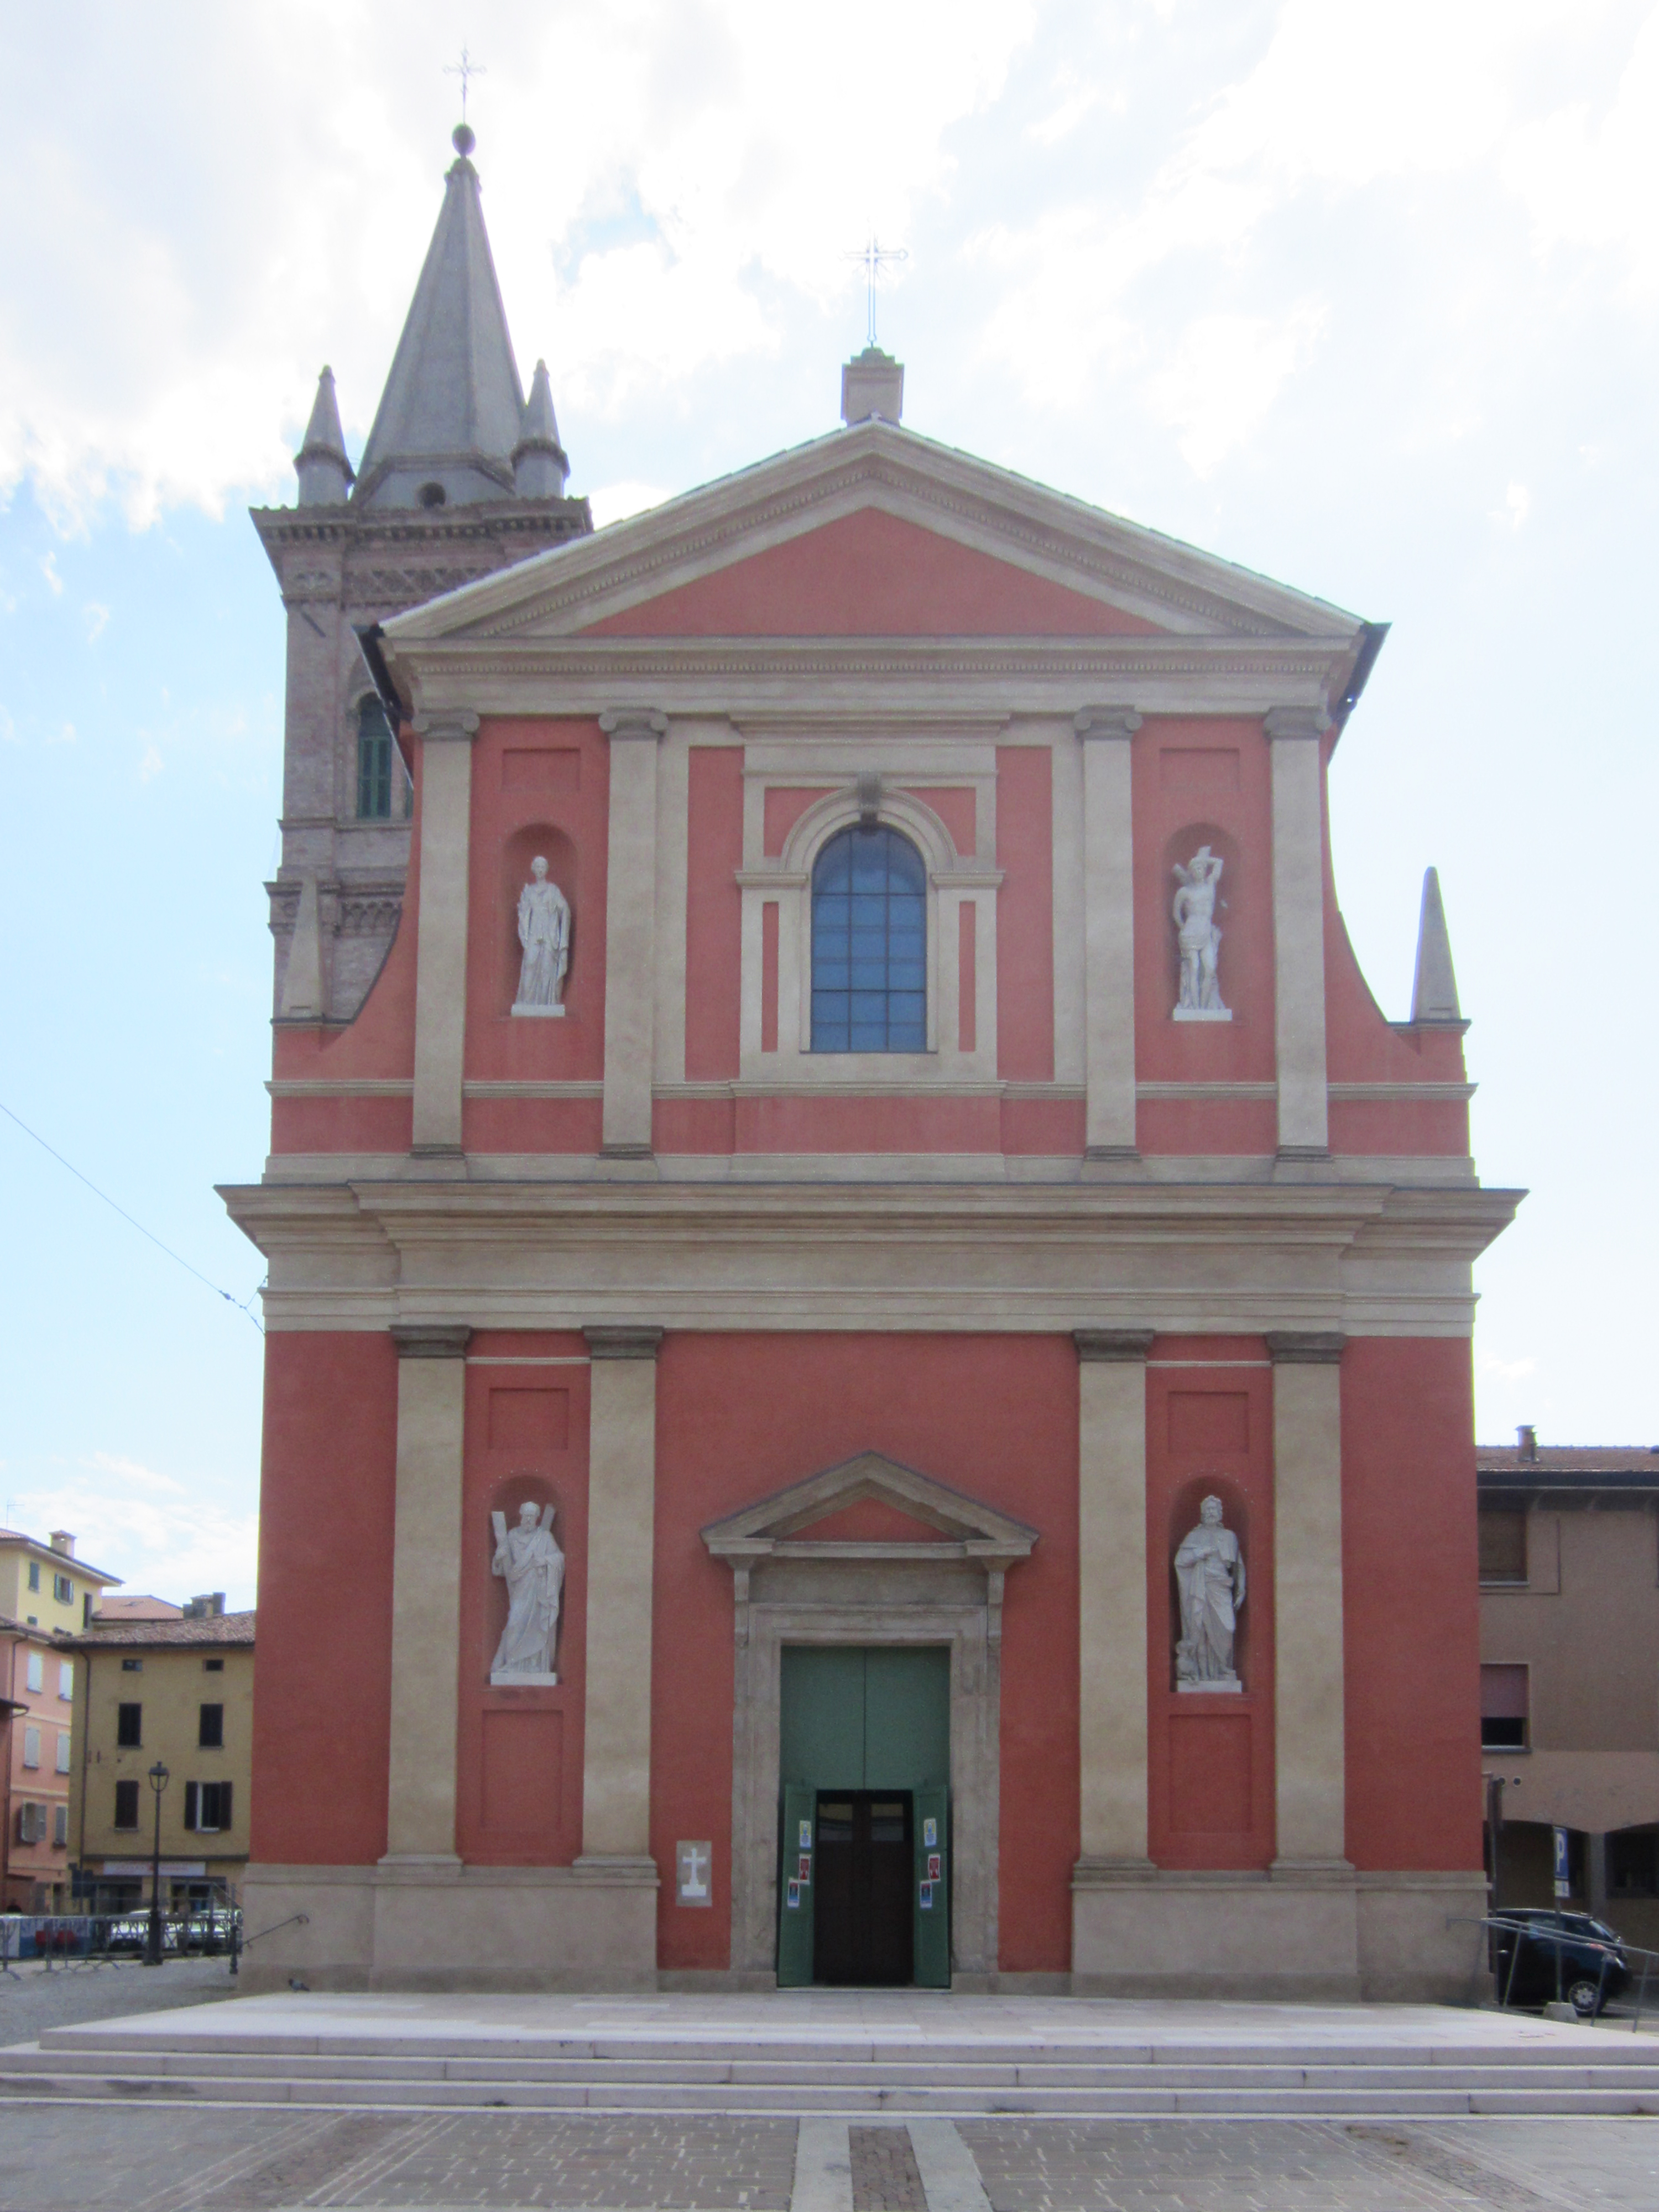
480,1471,566,1681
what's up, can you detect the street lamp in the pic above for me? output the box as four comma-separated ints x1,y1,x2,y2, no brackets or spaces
143,1761,170,1966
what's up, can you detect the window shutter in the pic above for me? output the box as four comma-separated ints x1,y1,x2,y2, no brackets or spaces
55,1732,70,1774
184,1782,199,1832
58,1661,73,1700
22,1726,40,1768
220,1781,232,1830
52,1804,67,1847
25,1653,42,1693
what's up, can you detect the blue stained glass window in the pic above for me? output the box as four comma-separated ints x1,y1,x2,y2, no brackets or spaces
811,826,927,1051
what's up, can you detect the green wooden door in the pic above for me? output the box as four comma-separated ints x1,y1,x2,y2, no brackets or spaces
779,1647,951,1986
778,1783,816,1987
913,1783,950,1987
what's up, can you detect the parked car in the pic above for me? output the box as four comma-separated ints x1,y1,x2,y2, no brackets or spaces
1491,1909,1631,2013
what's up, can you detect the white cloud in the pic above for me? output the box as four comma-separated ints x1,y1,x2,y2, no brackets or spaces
138,741,163,781
1481,1355,1538,1385
9,1458,257,1608
0,0,1036,526
1498,482,1531,530
1149,304,1327,478
82,600,108,641
588,480,672,529
39,549,62,593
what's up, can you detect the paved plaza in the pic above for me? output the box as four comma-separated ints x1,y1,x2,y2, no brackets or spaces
0,2105,1657,2211
4,1992,1659,2208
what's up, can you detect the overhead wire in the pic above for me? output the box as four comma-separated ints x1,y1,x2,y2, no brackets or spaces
0,1098,264,1334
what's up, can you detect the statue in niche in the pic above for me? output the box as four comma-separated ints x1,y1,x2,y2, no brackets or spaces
512,857,571,1016
1172,846,1230,1021
1174,1494,1246,1691
489,1501,564,1684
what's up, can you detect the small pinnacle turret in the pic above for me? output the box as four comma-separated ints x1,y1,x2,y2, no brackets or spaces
513,361,570,498
1410,867,1464,1024
294,367,353,505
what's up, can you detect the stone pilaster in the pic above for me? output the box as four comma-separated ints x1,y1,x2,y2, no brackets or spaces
410,711,479,1155
1073,1329,1155,1871
383,1323,471,1867
579,1326,663,1868
1074,707,1141,1159
598,710,667,1156
1267,1331,1349,1872
1265,706,1329,1157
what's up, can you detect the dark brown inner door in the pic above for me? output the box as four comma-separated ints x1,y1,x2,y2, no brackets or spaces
813,1791,913,1986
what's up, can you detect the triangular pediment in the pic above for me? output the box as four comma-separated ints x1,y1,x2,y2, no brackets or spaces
701,1450,1039,1564
380,420,1366,656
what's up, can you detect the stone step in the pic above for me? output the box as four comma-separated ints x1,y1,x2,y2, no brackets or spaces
36,2027,1650,2070
4,2064,1659,2116
9,2047,1659,2091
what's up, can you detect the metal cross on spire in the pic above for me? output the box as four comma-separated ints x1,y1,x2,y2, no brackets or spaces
846,234,909,349
445,44,487,122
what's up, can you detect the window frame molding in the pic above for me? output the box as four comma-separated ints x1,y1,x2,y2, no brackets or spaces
738,780,1002,1084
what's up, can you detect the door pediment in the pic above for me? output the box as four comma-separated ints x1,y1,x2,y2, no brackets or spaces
701,1449,1038,1567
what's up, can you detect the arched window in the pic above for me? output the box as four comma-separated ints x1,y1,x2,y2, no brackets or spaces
355,696,408,818
811,825,926,1052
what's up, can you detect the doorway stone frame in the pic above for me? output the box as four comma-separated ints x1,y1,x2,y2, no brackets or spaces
702,1452,1038,1987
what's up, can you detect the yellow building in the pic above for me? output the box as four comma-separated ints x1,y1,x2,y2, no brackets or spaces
67,1603,254,1912
0,1528,119,1911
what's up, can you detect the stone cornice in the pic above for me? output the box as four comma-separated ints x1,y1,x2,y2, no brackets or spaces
220,1178,1522,1340
1074,1329,1157,1363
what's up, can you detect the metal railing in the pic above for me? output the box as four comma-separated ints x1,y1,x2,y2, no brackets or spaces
1457,1913,1659,2030
0,1910,241,1970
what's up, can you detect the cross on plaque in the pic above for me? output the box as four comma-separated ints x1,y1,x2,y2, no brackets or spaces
680,1842,709,1898
445,44,487,122
846,233,909,349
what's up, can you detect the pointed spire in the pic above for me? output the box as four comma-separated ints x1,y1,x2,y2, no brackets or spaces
513,360,570,498
1410,867,1463,1024
353,127,529,509
295,367,353,505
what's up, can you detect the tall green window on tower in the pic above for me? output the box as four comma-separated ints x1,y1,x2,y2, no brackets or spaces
356,696,407,818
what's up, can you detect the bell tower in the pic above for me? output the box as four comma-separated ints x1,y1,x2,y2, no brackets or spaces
251,124,590,1022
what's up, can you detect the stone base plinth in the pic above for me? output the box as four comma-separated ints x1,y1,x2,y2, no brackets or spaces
239,1860,660,1994
1071,1863,1490,2004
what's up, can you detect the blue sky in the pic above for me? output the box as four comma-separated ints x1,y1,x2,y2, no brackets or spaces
3,1,1657,1605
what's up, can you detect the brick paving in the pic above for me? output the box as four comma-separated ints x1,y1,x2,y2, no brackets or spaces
849,2127,926,2212
0,2110,1653,2211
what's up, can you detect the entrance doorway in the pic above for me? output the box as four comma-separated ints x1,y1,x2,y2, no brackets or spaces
777,1645,950,1987
814,1792,912,1985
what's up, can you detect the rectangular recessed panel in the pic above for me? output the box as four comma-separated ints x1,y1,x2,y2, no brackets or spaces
503,748,581,794
488,1387,570,1452
481,1708,562,1833
1168,1712,1253,1834
1168,1391,1250,1455
1159,747,1241,791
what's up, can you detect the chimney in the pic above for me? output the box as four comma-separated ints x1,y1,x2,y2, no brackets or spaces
50,1531,74,1557
184,1592,226,1620
1517,1425,1537,1462
841,346,904,426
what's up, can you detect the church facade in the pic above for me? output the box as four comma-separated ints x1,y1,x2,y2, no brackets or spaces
226,131,1519,1997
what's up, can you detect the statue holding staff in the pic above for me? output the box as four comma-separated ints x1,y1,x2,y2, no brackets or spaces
489,1500,564,1682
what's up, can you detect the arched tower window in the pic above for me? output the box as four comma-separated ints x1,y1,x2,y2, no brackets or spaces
355,696,408,818
811,825,926,1052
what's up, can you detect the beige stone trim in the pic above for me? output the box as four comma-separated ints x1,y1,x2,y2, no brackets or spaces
580,1325,661,1859
1076,708,1140,1157
598,710,666,1155
654,722,691,1086
410,713,478,1152
1075,1329,1154,1866
1266,707,1329,1156
1267,1331,1348,1867
384,1325,471,1863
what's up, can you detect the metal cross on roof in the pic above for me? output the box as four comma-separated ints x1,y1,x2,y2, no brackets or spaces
445,44,487,122
846,234,909,349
